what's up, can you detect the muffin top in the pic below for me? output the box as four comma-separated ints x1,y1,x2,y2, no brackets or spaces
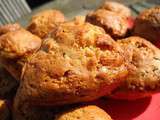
18,19,128,106
86,9,128,38
0,28,42,58
117,36,160,91
55,105,112,120
27,9,65,38
136,6,160,27
0,23,21,36
100,1,131,18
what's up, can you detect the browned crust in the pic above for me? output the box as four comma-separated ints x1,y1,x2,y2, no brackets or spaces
27,9,65,38
136,6,160,26
0,28,42,59
100,1,131,18
55,105,112,120
109,90,154,100
134,6,160,42
110,36,160,100
86,9,128,38
17,20,128,106
0,23,21,36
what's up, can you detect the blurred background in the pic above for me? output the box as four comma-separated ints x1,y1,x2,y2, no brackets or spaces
0,0,159,25
26,0,52,9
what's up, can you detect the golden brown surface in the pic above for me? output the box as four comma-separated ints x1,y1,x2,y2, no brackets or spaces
16,19,128,106
0,23,21,36
27,9,65,38
0,28,42,59
100,1,131,18
1,4,160,119
55,105,112,120
0,100,10,120
86,9,128,38
134,6,160,43
0,27,42,81
50,16,106,46
110,36,160,100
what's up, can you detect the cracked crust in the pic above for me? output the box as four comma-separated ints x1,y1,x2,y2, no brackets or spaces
86,9,128,38
49,17,106,47
100,1,131,18
27,9,65,38
134,6,160,43
55,105,112,120
110,36,160,100
17,20,128,106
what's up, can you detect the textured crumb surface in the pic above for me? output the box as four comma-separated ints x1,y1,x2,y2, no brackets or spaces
0,23,21,36
99,1,131,18
17,19,128,106
136,6,160,26
110,36,160,100
86,9,128,38
134,6,160,42
0,28,42,59
55,105,112,120
27,9,65,38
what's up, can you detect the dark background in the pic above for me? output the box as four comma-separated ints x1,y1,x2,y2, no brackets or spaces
26,0,52,9
26,0,160,9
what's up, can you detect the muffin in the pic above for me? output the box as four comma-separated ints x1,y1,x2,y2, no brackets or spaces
0,28,42,59
100,1,131,18
134,6,160,43
86,9,128,38
27,9,65,38
0,65,18,99
0,28,42,80
17,19,128,106
0,100,10,120
55,105,112,120
99,1,134,31
110,36,160,100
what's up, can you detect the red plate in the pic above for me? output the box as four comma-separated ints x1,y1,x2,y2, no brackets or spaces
89,93,160,120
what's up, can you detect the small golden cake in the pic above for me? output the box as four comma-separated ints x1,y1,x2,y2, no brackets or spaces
27,9,65,38
134,6,160,43
55,105,112,120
